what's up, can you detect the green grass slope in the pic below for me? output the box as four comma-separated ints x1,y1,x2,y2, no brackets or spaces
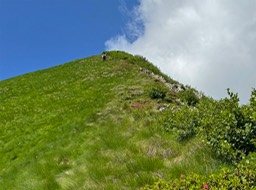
0,51,225,189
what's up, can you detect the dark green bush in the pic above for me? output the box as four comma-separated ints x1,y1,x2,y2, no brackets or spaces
149,86,168,100
198,89,256,164
178,88,200,106
160,89,255,163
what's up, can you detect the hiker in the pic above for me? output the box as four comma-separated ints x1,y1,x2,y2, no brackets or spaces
102,52,107,61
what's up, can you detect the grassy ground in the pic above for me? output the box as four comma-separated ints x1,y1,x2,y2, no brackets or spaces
0,53,227,189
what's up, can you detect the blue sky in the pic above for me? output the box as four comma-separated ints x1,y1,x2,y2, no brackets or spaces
0,0,138,80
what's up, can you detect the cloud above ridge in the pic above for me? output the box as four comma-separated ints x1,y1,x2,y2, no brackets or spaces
106,0,256,104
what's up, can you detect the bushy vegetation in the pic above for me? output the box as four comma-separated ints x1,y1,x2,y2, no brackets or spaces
149,86,168,100
161,105,199,142
178,88,200,106
198,89,256,164
161,88,256,163
144,89,256,189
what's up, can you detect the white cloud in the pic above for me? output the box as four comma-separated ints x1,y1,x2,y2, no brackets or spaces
106,0,256,104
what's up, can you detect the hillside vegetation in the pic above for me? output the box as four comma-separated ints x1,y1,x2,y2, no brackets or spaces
0,51,255,189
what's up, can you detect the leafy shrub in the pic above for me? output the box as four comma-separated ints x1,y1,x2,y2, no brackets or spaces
198,89,256,164
160,106,199,141
160,89,255,163
141,153,256,190
149,86,168,100
178,88,200,106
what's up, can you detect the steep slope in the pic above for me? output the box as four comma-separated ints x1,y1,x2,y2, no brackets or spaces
0,51,225,189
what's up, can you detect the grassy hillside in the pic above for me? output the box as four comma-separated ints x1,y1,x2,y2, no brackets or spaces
0,51,228,189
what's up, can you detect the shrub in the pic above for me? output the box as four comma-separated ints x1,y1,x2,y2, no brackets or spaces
178,88,200,106
149,86,168,100
160,89,255,163
198,89,256,164
160,106,199,142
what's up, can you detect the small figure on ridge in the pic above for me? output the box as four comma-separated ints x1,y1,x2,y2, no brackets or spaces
102,52,107,61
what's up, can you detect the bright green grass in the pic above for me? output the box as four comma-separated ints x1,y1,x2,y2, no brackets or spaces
0,53,226,189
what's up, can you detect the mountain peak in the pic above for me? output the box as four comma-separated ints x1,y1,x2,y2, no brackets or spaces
0,51,204,189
